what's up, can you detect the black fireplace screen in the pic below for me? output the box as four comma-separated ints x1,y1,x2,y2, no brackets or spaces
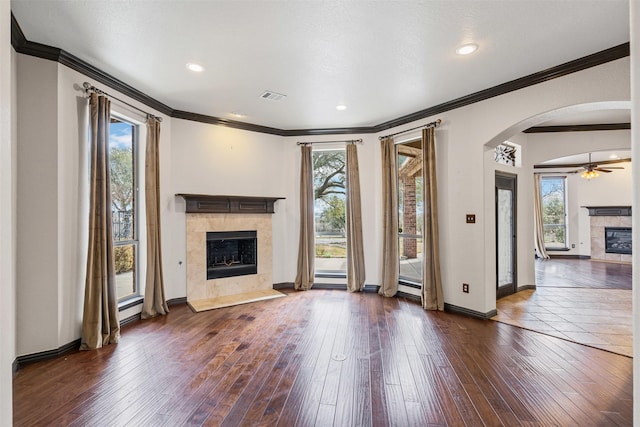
605,227,632,255
206,231,257,279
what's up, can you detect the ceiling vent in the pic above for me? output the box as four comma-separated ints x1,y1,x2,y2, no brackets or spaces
260,90,287,101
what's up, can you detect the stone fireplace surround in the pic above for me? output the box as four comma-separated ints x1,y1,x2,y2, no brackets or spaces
585,206,632,263
177,195,284,309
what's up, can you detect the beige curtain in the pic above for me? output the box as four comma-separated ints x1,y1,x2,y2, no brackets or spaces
295,145,314,290
346,143,365,292
379,137,399,297
533,174,550,259
142,116,169,319
80,93,120,350
421,127,444,310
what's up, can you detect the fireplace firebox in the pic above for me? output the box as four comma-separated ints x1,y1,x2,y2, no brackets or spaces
605,227,632,255
206,231,257,279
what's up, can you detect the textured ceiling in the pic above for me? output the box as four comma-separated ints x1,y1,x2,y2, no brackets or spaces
10,0,630,130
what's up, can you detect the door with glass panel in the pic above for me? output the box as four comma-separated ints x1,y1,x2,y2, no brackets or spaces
496,172,517,298
397,139,423,285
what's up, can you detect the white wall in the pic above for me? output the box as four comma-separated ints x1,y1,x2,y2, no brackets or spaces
16,55,60,355
0,0,16,422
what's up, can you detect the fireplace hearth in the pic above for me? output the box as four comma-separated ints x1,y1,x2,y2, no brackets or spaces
207,231,257,279
605,227,632,255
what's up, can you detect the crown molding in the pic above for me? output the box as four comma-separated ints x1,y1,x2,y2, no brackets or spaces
11,13,174,116
524,123,631,133
11,13,630,137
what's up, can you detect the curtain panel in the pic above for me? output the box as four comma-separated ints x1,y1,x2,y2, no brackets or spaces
346,143,366,292
295,145,315,290
80,93,120,350
379,137,399,297
421,127,444,310
142,116,169,318
533,174,550,259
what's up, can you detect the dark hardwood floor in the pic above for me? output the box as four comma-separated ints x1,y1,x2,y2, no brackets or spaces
536,258,632,290
14,289,633,426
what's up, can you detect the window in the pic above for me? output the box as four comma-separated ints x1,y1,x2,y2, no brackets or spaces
110,117,138,300
540,176,567,249
397,139,423,284
313,149,346,276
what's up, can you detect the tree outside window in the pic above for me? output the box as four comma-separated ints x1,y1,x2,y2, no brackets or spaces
312,150,346,274
110,117,138,300
540,176,567,248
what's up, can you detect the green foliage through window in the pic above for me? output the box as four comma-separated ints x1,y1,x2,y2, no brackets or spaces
540,177,567,247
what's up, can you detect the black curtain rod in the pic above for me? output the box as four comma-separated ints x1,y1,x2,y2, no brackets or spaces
296,138,363,146
378,119,441,140
83,82,163,122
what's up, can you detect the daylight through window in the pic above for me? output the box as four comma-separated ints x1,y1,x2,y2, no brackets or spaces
397,139,424,284
540,176,567,249
110,117,138,300
313,149,346,275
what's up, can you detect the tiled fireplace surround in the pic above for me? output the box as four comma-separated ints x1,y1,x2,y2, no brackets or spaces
587,206,632,263
178,195,283,306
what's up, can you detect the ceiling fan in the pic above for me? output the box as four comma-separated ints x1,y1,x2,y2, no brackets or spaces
534,153,630,179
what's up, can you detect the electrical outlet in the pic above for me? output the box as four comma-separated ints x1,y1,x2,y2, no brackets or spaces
571,244,575,248
463,283,469,293
466,214,476,224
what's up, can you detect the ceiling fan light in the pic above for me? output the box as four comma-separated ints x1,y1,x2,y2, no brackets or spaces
581,169,599,180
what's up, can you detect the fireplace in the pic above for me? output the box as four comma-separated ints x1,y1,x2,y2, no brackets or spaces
605,227,632,255
207,231,257,279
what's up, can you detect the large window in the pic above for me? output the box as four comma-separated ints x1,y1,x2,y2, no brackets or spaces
313,149,346,275
110,117,138,300
540,176,567,249
397,139,423,284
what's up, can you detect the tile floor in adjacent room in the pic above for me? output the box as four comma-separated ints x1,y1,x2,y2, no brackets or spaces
492,286,632,357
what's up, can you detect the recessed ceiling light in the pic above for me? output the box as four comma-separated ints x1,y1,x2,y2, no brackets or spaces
336,105,347,111
456,43,478,55
609,153,619,159
230,112,245,118
186,62,204,72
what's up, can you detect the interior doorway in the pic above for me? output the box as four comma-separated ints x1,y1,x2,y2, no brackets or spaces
496,172,517,298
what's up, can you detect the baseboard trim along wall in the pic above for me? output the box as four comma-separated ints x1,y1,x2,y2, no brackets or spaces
14,338,81,369
396,290,421,303
14,296,191,370
273,282,379,292
444,303,498,320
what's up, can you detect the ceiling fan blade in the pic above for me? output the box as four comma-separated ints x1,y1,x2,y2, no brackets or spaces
533,157,631,169
594,168,612,173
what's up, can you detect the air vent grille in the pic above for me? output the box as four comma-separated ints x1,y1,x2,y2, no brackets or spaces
260,90,287,101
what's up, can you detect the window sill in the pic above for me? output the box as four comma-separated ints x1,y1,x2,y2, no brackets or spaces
118,296,143,311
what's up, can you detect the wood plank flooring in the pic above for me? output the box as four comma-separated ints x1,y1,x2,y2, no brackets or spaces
535,258,632,290
14,289,633,426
